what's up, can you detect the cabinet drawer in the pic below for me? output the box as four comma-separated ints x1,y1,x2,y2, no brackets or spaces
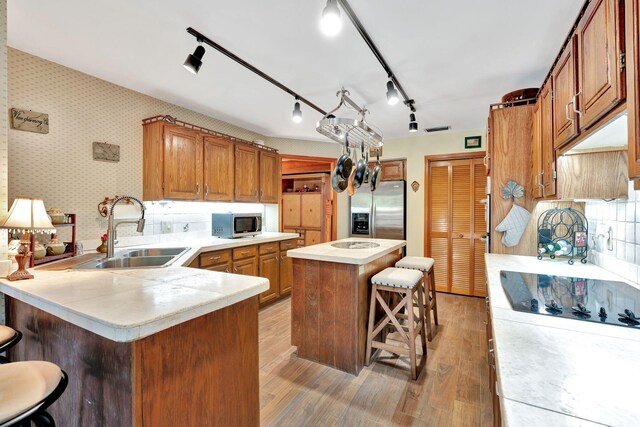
204,261,232,273
200,250,232,268
259,243,278,255
279,239,297,251
233,245,258,260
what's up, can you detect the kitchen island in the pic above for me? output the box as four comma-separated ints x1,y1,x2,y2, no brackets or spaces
287,238,405,375
486,254,640,426
0,232,299,426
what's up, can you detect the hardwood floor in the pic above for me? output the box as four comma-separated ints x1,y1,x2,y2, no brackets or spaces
259,292,493,426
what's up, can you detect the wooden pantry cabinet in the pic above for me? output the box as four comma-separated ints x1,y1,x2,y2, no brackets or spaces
626,0,640,180
142,118,280,203
367,159,406,181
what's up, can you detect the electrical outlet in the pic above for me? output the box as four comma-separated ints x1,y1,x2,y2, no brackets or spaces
161,222,172,234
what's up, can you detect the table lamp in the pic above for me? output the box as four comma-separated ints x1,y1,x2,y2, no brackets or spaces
0,197,55,281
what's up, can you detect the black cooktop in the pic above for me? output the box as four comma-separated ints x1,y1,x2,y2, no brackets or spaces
500,270,640,328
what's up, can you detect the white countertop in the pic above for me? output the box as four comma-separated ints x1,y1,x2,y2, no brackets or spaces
286,237,406,265
0,232,298,342
486,254,640,427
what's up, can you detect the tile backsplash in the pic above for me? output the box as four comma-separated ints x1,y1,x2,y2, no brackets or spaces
584,181,640,283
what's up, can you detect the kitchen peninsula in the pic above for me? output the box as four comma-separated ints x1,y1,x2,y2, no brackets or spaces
0,232,297,426
287,238,405,375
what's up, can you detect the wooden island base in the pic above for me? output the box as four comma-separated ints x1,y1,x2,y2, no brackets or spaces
6,296,259,427
291,249,402,375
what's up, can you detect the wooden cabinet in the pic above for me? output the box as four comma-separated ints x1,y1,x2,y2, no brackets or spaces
163,126,203,200
203,136,234,201
531,100,543,199
234,145,260,202
143,119,280,202
552,36,579,148
282,194,301,228
576,0,625,131
540,81,557,197
279,250,292,295
258,252,279,304
626,0,640,180
380,160,405,181
200,249,232,270
233,257,258,276
259,151,279,203
304,230,322,246
300,194,323,228
486,297,501,427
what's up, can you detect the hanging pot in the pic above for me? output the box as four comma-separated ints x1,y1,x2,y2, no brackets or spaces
353,142,368,189
370,149,382,192
335,133,353,179
331,166,348,193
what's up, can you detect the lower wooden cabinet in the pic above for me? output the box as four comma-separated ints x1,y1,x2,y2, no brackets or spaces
486,297,501,427
233,257,258,276
204,261,232,273
258,252,279,304
279,250,292,295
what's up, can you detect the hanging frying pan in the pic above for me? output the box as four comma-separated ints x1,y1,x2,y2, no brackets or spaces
335,133,353,179
353,142,368,189
370,149,382,192
331,166,348,193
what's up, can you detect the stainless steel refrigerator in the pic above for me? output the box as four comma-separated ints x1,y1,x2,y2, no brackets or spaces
350,180,406,239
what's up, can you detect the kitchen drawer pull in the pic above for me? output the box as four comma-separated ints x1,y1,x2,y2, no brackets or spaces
240,251,249,255
205,184,209,197
210,256,221,261
565,101,574,122
572,91,583,116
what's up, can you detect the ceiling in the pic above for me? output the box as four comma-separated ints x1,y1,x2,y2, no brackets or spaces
8,0,584,142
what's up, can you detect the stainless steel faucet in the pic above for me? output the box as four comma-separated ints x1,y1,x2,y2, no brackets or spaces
106,195,146,258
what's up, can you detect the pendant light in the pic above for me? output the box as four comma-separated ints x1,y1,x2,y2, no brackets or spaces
320,0,342,37
386,80,399,106
184,45,205,74
292,99,303,123
409,113,418,132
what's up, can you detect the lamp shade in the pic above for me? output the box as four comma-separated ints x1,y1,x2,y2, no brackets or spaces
0,198,55,233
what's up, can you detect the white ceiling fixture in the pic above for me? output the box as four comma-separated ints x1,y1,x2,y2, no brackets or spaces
7,0,585,142
292,99,303,123
320,0,343,37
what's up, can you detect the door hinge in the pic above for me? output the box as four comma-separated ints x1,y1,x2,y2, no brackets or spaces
550,90,554,101
552,170,557,180
620,51,626,71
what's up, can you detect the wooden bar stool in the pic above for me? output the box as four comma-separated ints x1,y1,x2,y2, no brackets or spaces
365,267,427,380
396,256,439,341
0,361,68,427
0,326,22,364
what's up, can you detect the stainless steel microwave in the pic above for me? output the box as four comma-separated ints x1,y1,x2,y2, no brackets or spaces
211,213,262,238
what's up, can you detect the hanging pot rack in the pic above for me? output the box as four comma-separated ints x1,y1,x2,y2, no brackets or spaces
316,89,384,150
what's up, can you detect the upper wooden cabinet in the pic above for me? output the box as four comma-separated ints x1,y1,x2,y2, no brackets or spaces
259,151,279,203
235,145,260,202
143,119,281,202
380,160,405,181
576,0,625,130
540,81,557,198
553,36,580,148
531,100,543,199
203,136,234,201
626,0,640,180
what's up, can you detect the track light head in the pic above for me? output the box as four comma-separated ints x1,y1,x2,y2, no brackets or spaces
386,80,399,106
320,0,342,37
409,113,418,132
184,45,205,74
292,101,303,123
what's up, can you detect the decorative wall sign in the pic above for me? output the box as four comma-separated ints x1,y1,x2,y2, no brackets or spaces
464,135,482,149
10,108,49,134
411,180,420,192
369,146,383,158
92,141,120,163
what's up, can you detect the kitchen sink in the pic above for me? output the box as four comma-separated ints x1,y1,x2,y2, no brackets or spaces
120,247,189,258
94,256,175,269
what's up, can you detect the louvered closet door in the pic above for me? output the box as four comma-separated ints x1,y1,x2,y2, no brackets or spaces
427,157,486,297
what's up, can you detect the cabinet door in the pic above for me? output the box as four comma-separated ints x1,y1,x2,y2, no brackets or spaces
233,257,258,276
531,100,543,199
577,0,625,130
203,136,234,201
300,194,323,229
282,194,301,228
305,230,322,246
204,261,232,273
163,127,203,200
381,160,405,181
627,0,640,180
235,145,259,202
553,36,579,148
540,80,557,197
259,151,279,203
279,250,292,295
258,253,279,304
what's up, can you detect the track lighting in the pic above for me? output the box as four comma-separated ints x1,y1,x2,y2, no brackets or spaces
320,0,342,37
184,45,205,74
292,99,302,123
409,113,418,132
386,80,399,106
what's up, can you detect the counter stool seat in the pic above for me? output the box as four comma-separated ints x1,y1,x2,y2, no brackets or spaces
0,361,68,427
366,268,427,380
396,256,439,341
0,326,22,364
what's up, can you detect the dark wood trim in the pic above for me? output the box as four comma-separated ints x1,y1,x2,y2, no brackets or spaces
424,151,486,162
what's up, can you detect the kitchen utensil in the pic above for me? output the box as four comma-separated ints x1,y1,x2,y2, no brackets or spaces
353,142,367,189
331,166,348,193
370,149,382,192
347,166,356,197
336,134,353,179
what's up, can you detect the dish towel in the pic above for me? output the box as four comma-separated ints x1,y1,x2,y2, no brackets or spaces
495,204,531,247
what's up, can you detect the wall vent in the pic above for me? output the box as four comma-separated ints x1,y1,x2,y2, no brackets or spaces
424,126,451,133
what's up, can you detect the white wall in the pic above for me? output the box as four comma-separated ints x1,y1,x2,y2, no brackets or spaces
266,130,486,255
